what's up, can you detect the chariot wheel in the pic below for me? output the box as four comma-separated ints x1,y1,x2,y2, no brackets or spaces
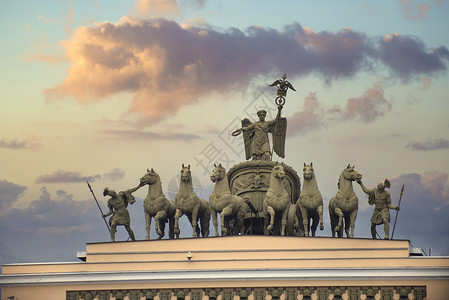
285,203,298,236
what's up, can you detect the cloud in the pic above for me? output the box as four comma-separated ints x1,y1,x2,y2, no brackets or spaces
131,0,181,18
0,138,28,149
131,0,206,18
0,187,100,263
103,168,125,181
419,75,431,90
340,84,391,122
35,170,101,183
287,84,391,137
44,19,448,126
65,4,74,35
379,33,448,79
100,129,202,142
399,0,429,20
0,180,27,210
0,136,42,150
406,138,449,151
0,187,194,263
287,92,325,136
388,172,449,255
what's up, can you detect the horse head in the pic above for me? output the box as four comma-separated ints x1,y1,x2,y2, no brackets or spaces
272,162,286,181
303,162,315,181
181,164,192,184
342,164,362,182
210,163,226,183
140,168,159,186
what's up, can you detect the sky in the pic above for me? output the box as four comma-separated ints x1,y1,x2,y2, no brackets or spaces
0,0,448,264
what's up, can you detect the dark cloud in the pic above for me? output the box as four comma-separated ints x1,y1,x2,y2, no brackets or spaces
407,138,449,151
100,129,202,142
44,18,448,126
0,187,196,264
0,138,28,149
35,170,101,183
0,187,102,263
378,33,448,79
0,180,27,210
103,168,125,181
387,172,449,255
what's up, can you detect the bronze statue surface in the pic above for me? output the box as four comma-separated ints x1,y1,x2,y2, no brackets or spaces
102,186,139,242
140,168,177,240
209,164,245,236
358,178,399,239
297,163,324,237
329,164,362,238
263,162,292,236
174,164,210,238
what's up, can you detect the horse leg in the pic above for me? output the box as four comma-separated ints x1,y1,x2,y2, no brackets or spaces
349,209,357,238
280,207,289,236
155,210,167,239
211,209,219,236
318,204,324,231
310,214,319,237
299,206,309,237
334,207,344,233
145,212,151,240
168,216,175,239
220,206,233,236
191,204,200,238
200,210,210,237
344,215,350,238
174,208,183,239
266,206,275,234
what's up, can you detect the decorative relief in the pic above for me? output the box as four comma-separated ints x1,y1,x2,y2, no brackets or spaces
66,286,426,300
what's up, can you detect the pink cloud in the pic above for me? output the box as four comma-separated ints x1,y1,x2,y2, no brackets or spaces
421,172,449,199
43,19,447,126
131,0,181,18
287,92,324,136
342,84,391,123
399,0,430,20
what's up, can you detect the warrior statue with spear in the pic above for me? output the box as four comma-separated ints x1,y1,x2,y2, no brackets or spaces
87,181,141,242
357,178,402,239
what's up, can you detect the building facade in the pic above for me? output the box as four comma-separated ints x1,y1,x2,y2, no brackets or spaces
1,236,448,299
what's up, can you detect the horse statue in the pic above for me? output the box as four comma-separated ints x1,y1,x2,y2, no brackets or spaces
209,163,245,236
139,168,177,240
174,164,211,238
297,162,324,237
329,164,362,238
263,162,292,236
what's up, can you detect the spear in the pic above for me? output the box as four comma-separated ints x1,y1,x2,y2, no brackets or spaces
87,181,111,233
391,184,405,239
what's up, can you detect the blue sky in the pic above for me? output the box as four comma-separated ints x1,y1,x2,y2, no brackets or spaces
0,0,448,264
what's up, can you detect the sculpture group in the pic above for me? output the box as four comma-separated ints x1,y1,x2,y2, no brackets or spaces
93,74,401,242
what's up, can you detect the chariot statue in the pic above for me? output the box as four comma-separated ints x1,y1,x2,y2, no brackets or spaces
227,74,301,235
